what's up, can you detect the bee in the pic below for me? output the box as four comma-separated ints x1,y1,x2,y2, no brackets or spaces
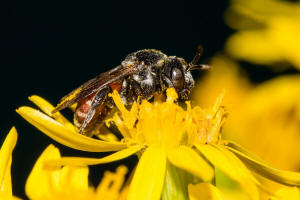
52,46,210,134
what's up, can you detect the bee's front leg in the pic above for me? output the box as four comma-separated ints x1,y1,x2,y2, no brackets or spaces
162,74,174,89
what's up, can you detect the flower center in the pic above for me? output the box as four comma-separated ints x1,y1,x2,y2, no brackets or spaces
107,88,226,149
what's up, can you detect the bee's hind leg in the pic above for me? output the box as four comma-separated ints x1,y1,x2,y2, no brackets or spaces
79,86,111,134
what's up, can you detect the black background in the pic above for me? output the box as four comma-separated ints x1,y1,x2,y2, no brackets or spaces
3,1,234,199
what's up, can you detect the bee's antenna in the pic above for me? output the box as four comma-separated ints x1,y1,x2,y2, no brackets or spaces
187,45,211,71
190,45,203,65
188,64,211,71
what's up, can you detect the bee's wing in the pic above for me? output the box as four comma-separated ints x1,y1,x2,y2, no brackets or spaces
52,64,138,113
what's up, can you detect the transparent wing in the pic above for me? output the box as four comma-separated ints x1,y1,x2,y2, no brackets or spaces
52,64,138,112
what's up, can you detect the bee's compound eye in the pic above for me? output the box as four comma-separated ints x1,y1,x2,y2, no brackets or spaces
171,67,184,91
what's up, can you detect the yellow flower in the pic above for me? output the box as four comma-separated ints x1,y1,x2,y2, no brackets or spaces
25,144,128,200
0,127,21,200
194,55,300,199
232,75,300,171
16,88,300,200
192,55,251,132
225,0,300,70
195,55,300,171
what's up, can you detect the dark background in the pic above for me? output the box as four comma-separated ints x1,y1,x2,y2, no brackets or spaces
2,1,234,199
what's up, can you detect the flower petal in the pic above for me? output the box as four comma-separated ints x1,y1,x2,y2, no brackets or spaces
26,144,61,199
161,162,189,200
1,159,12,195
270,187,300,200
28,95,75,130
95,131,120,142
16,106,126,152
96,165,128,198
167,146,214,182
26,144,90,199
55,165,89,192
46,146,141,166
225,141,272,165
0,127,17,195
127,146,167,200
188,183,224,200
0,194,21,200
195,144,259,200
226,144,300,186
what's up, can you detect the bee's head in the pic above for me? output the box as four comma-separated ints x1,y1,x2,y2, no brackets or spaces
163,46,210,99
163,57,194,99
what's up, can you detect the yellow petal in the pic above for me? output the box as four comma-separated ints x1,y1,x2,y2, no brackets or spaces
96,165,128,198
216,145,260,199
167,146,214,182
28,95,74,130
0,127,17,195
26,144,61,199
226,145,300,186
46,146,141,166
95,130,120,142
270,187,300,200
188,183,224,200
225,30,283,64
16,106,126,152
127,146,167,200
225,141,271,165
161,162,189,200
195,144,259,200
69,103,77,112
118,186,129,200
26,144,90,199
1,158,12,195
53,165,89,193
0,194,21,200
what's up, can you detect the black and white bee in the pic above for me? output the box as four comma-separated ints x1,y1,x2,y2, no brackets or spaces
52,46,210,134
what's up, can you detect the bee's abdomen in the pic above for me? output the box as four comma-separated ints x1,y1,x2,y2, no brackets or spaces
74,81,122,132
74,93,111,132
